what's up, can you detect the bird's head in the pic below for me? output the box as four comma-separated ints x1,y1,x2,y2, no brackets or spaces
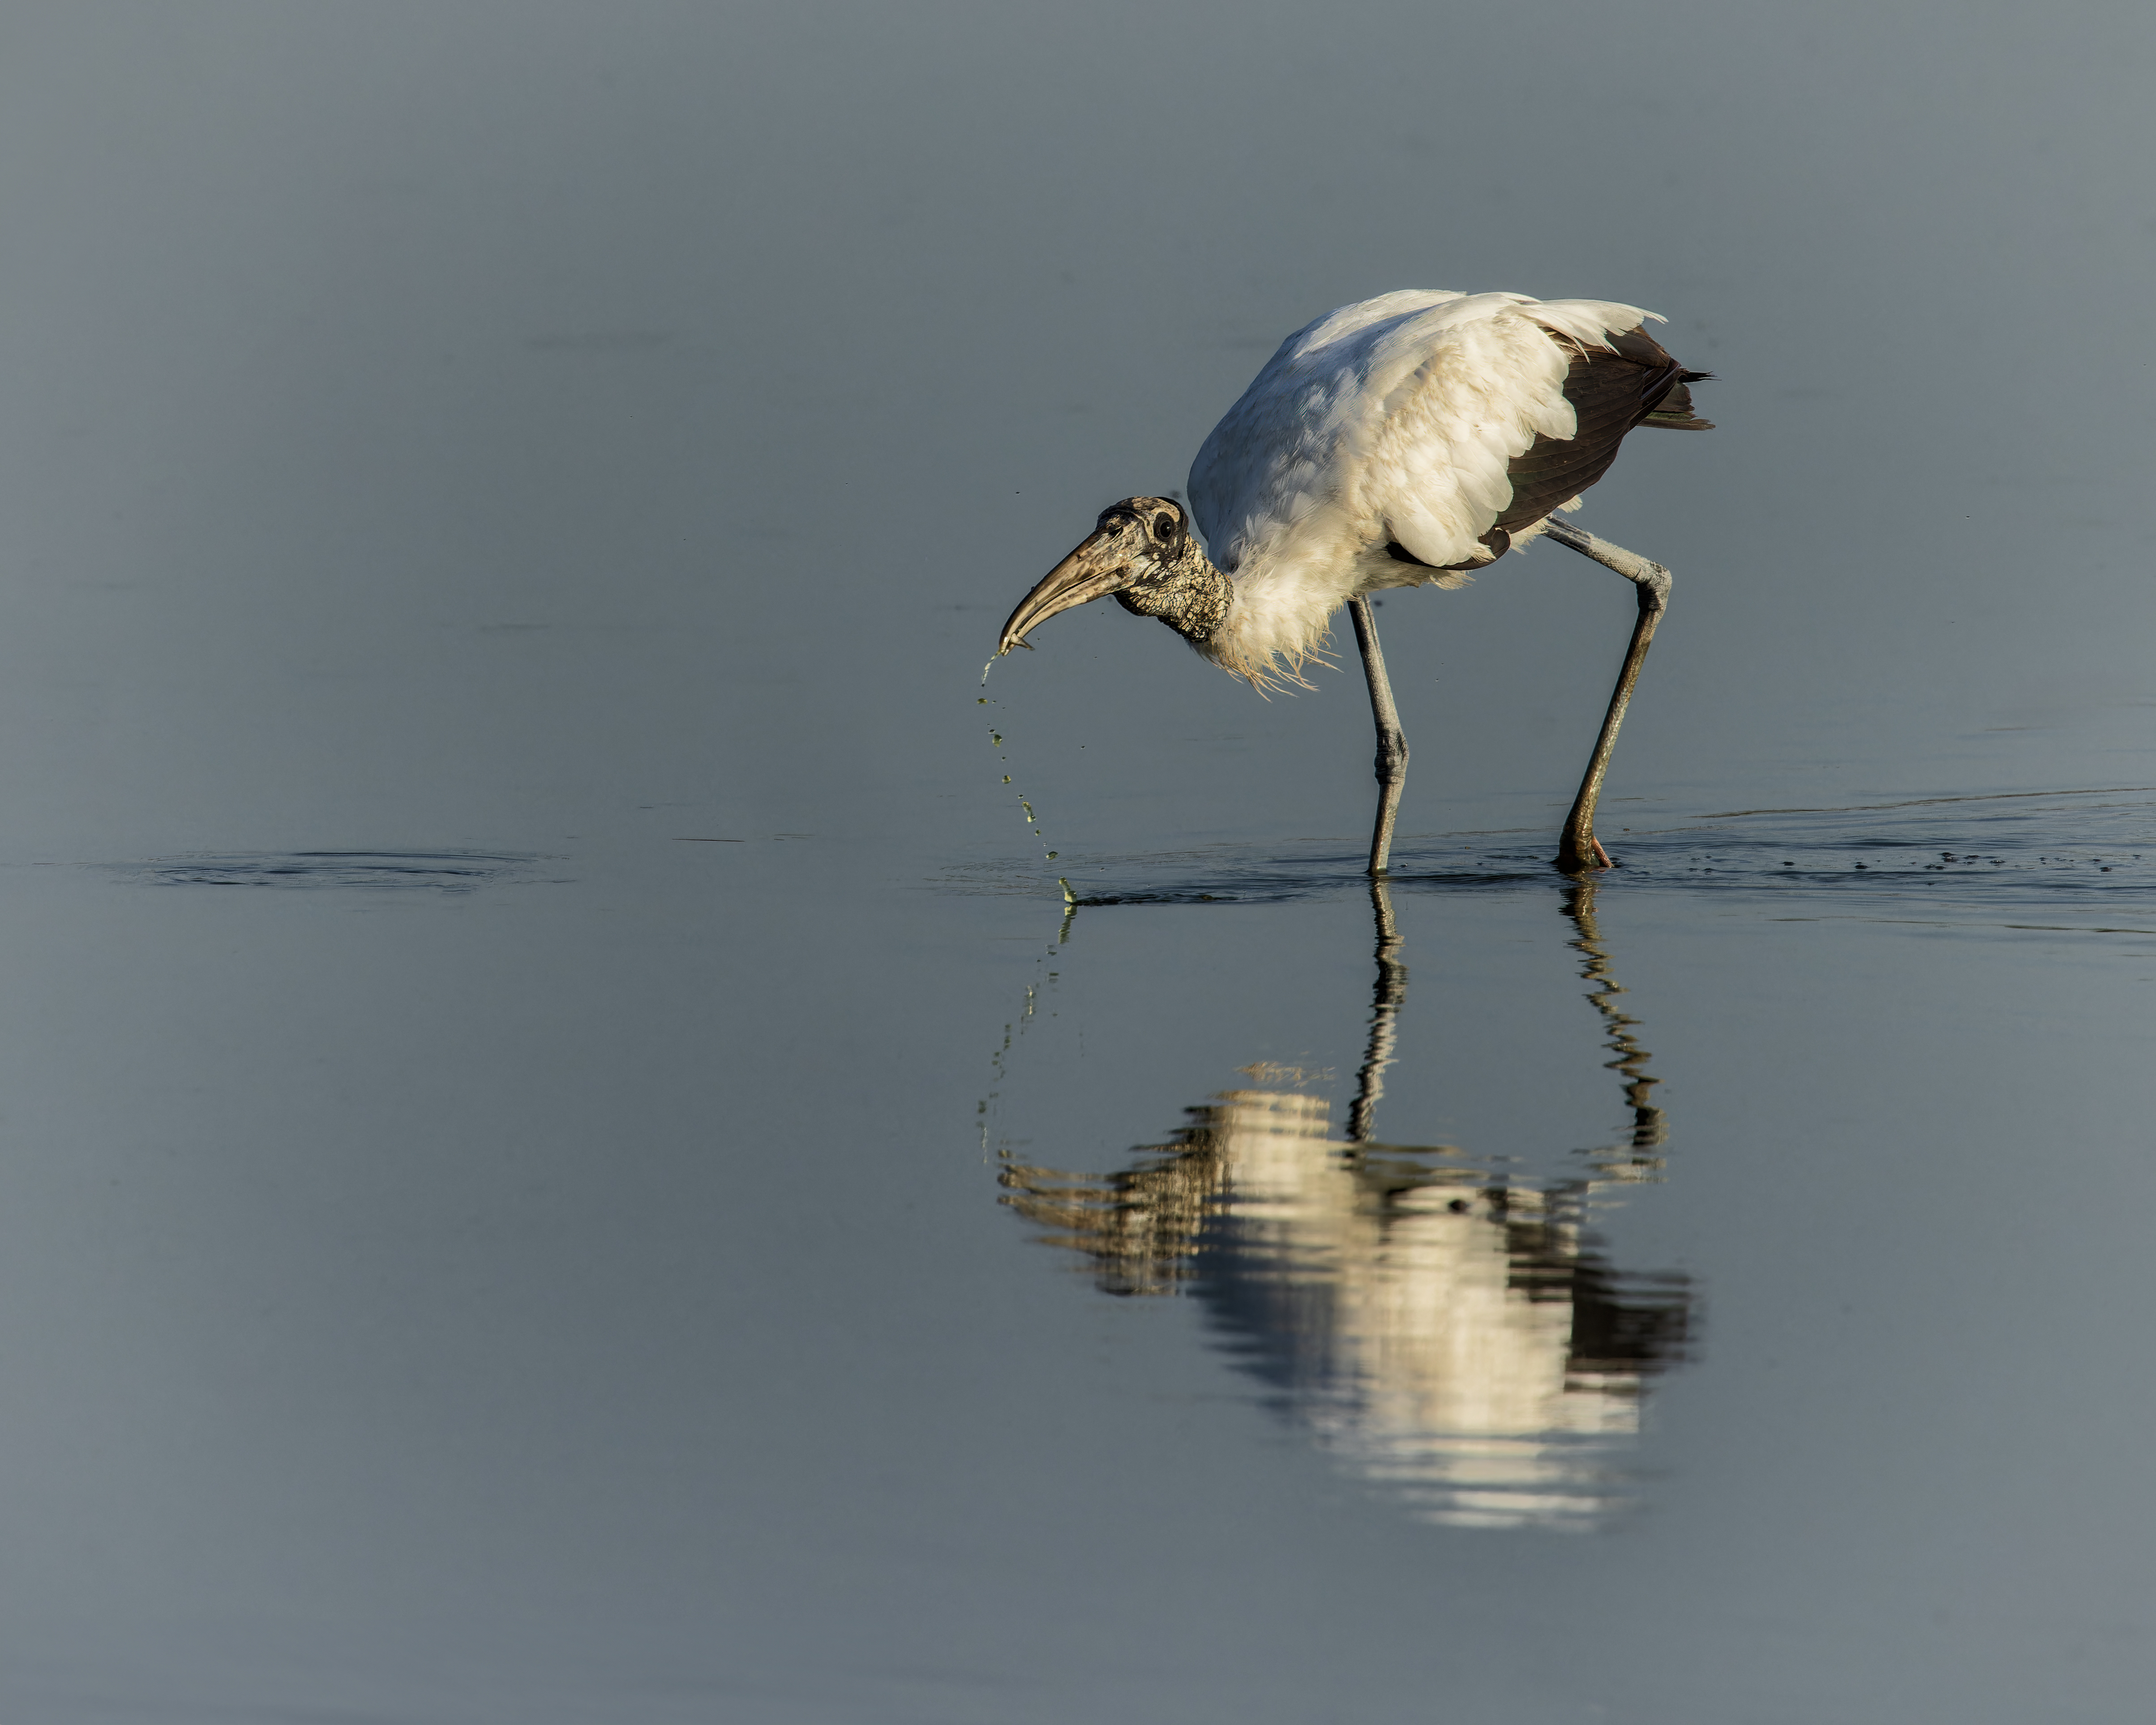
998,497,1219,655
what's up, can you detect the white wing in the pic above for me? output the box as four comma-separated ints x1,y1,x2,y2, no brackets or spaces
1187,291,1657,681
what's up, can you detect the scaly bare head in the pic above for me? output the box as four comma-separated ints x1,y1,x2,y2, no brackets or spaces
996,498,1197,656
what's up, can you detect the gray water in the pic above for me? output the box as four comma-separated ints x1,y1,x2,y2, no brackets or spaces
3,3,2154,1721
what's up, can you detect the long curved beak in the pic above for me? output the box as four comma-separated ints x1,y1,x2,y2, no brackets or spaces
996,532,1128,656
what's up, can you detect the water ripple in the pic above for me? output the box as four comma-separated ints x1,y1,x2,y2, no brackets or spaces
123,850,542,893
948,788,2156,918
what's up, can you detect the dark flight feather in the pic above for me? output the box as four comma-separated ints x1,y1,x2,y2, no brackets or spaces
1493,325,1715,540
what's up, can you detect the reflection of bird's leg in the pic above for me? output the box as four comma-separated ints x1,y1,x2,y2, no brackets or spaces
1348,878,1408,1144
1347,597,1410,876
1560,882,1667,1159
1539,519,1674,874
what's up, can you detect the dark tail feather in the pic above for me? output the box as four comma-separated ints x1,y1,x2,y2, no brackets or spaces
1640,377,1715,429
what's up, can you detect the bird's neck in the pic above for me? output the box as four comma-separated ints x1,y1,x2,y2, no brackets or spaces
1113,540,1234,646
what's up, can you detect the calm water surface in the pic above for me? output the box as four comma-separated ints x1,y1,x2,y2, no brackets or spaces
3,4,2154,1721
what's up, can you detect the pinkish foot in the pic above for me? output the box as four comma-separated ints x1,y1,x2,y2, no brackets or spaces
1592,837,1614,868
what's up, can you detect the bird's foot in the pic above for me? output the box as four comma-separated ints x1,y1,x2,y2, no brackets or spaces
1554,831,1616,874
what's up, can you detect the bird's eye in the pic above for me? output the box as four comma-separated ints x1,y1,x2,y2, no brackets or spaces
1152,513,1176,540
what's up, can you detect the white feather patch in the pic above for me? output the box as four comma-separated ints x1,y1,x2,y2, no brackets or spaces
1187,291,1653,687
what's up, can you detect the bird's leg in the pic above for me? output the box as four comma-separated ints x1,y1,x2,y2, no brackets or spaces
1539,518,1674,873
1348,596,1409,875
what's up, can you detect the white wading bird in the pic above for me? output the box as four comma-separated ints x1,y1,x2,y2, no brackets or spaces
995,290,1712,874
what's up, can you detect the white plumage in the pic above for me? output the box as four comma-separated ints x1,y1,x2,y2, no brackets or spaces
1188,290,1659,686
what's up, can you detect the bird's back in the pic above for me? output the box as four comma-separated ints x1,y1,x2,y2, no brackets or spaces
1186,291,1708,684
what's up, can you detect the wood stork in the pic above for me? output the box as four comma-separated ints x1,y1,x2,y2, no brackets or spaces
995,290,1712,874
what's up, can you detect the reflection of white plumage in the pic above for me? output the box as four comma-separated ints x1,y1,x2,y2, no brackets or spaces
1001,1085,1686,1532
997,290,1713,873
1203,1090,1663,1532
1193,1090,1673,1531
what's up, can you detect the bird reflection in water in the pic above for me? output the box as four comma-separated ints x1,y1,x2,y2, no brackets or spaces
997,884,1693,1531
